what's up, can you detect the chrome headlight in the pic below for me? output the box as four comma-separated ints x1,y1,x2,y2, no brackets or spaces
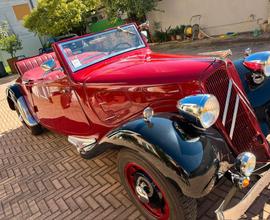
235,152,256,177
177,94,220,129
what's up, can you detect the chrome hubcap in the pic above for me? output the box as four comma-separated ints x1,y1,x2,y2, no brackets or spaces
135,176,154,203
135,185,149,203
125,163,170,219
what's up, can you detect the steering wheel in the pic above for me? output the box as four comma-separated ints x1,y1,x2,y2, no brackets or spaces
108,42,132,55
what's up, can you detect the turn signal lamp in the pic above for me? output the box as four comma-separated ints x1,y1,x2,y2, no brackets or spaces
241,178,250,188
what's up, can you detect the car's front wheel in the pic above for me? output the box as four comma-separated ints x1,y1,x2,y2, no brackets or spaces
117,149,197,220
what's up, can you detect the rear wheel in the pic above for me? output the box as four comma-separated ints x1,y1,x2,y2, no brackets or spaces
117,149,197,220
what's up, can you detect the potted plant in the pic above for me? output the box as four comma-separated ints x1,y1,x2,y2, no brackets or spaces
169,27,177,41
0,21,22,74
153,30,165,42
175,25,185,40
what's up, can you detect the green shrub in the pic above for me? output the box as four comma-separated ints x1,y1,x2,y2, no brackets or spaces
0,21,22,58
168,28,177,37
154,26,171,42
0,34,22,58
175,25,185,36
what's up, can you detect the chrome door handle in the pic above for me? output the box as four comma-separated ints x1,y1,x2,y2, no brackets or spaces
22,79,34,85
60,88,70,94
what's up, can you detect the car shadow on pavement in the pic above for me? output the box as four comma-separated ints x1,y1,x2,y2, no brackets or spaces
0,125,269,219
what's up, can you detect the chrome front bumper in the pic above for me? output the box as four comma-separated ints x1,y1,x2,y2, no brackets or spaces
216,164,270,220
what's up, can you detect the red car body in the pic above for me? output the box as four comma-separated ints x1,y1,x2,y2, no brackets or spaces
7,24,270,219
15,41,270,162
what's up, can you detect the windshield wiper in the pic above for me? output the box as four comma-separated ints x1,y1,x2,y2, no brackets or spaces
117,27,136,35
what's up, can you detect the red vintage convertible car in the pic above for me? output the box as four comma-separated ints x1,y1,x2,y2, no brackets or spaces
6,24,270,219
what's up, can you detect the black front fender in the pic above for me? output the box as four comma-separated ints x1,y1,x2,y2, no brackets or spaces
234,59,270,136
101,114,232,198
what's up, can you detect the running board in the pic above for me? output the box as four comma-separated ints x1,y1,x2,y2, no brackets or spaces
68,136,96,154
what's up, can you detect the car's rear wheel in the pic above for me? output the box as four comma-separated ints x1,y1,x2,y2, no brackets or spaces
117,149,197,220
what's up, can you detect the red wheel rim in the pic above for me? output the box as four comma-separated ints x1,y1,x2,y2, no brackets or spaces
124,162,170,220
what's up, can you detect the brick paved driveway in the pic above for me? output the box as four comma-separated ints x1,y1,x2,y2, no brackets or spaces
1,74,270,220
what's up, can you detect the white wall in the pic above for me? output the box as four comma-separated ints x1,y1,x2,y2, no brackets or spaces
0,0,42,64
148,0,270,36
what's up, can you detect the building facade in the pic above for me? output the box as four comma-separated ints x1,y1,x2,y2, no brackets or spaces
0,0,41,64
148,0,270,36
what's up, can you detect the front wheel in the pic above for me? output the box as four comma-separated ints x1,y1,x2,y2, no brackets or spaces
117,149,197,220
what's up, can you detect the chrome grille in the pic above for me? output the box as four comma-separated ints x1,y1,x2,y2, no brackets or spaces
205,68,257,153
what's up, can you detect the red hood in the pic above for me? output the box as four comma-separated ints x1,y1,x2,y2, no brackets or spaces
72,50,216,85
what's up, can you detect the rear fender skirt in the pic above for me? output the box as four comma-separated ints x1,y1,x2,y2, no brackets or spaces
99,114,233,198
16,96,39,127
6,84,22,110
6,84,38,127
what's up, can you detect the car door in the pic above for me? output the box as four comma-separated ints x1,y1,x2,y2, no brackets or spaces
30,68,91,135
31,69,68,132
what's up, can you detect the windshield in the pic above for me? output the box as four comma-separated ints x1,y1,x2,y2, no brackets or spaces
59,24,145,72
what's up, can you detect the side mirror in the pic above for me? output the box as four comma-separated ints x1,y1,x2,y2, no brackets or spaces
141,31,148,42
41,59,56,72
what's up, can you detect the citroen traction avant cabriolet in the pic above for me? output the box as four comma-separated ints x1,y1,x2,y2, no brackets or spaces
6,24,270,220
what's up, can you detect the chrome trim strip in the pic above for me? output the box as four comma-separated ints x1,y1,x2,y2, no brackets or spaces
231,80,256,118
229,94,240,139
16,96,39,127
222,80,233,126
